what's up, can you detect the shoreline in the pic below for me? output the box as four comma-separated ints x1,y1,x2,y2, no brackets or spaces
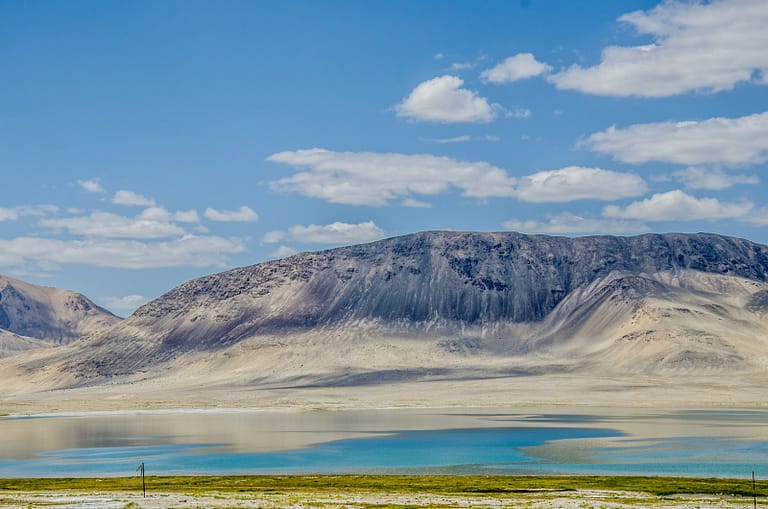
4,400,768,420
4,370,768,418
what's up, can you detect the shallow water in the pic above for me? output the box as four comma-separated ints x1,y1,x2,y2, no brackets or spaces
0,408,766,478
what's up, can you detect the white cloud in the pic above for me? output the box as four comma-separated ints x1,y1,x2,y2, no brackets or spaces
549,0,768,97
503,212,649,235
450,62,474,71
78,179,104,193
433,53,445,60
267,148,516,206
262,231,285,244
146,207,202,225
204,206,259,222
264,221,385,246
506,108,531,119
269,151,645,206
673,167,759,190
136,207,172,221
112,190,156,207
39,211,187,239
583,112,768,167
173,210,200,223
481,53,552,83
395,75,496,123
101,294,150,315
0,205,58,222
603,190,753,221
419,135,472,144
400,198,432,208
515,167,647,202
288,221,385,245
419,135,501,143
0,236,245,269
745,206,768,226
135,207,200,223
269,245,299,259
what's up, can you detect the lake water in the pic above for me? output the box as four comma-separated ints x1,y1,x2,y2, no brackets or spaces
0,408,766,478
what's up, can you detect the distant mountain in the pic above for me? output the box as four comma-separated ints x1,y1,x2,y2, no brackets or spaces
0,274,120,357
46,231,768,386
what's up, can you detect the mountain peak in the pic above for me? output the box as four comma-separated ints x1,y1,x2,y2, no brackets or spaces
0,274,120,355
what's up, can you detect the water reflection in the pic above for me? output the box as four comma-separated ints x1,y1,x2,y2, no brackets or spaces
1,408,766,478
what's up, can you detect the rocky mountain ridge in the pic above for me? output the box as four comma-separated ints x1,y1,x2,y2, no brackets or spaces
136,231,768,324
2,230,768,408
0,274,120,357
38,231,766,384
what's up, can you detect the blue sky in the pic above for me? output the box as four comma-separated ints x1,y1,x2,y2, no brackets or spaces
1,0,767,315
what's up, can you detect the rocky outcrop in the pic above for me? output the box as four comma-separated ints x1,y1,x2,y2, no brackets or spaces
137,231,768,325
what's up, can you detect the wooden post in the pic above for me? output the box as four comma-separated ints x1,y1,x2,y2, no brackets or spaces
136,462,145,498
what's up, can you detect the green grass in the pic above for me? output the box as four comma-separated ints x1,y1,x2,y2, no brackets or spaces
0,475,765,498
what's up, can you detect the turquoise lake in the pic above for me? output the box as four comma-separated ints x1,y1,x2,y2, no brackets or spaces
0,409,765,478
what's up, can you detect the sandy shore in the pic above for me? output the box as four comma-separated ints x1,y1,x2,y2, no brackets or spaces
4,370,768,417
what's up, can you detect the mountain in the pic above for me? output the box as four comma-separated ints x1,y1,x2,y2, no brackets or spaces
35,231,767,392
0,274,120,357
3,231,768,413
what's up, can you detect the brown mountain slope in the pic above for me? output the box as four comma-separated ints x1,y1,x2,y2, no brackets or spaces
0,274,120,357
4,231,764,398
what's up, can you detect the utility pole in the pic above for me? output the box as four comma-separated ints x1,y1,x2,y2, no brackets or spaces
753,471,757,509
136,462,146,498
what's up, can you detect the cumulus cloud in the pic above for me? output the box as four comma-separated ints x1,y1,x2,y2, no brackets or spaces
583,112,768,167
289,221,385,245
204,206,259,222
481,53,552,83
135,207,200,223
39,211,187,239
78,179,104,193
267,148,516,206
0,235,246,269
135,207,171,221
261,231,285,244
672,167,759,190
603,190,753,221
515,167,647,202
101,294,150,315
112,190,156,207
503,212,649,235
549,0,768,97
0,205,58,222
173,210,200,223
395,75,496,123
264,221,385,246
269,245,299,259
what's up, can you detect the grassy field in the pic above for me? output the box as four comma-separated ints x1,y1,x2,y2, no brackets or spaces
1,474,765,496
